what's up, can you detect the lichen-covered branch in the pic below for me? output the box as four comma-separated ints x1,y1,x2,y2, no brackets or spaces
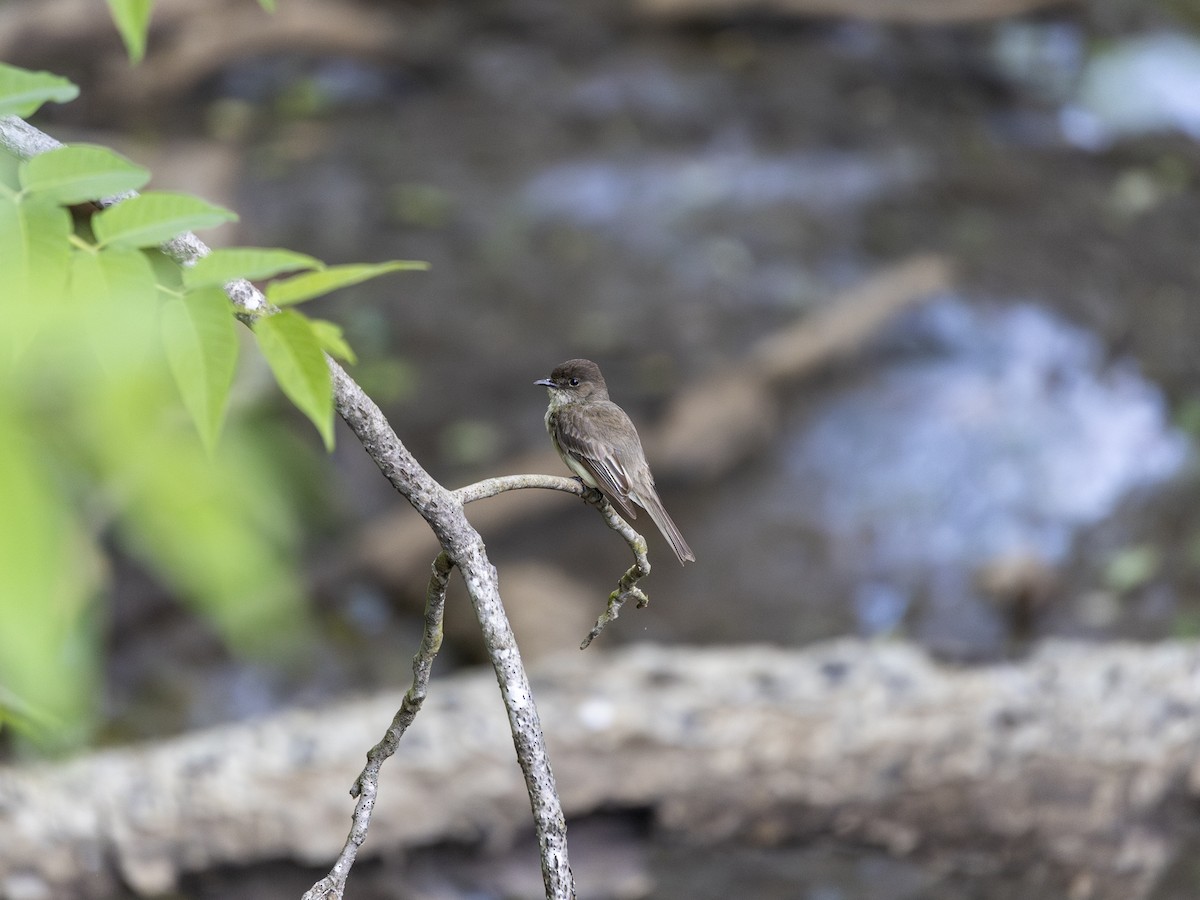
452,474,653,646
303,552,451,900
325,364,574,899
578,489,651,649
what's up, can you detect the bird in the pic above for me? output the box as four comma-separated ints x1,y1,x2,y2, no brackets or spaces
535,358,695,564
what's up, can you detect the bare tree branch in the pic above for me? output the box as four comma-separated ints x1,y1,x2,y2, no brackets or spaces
453,472,582,504
452,474,653,646
303,552,451,900
324,363,575,898
576,489,652,648
0,116,63,156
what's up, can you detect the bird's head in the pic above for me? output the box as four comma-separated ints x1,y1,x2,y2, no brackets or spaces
535,358,610,406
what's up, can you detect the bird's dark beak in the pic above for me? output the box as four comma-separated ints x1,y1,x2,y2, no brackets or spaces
534,378,555,388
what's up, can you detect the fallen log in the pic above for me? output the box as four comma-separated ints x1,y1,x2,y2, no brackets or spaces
2,638,1198,899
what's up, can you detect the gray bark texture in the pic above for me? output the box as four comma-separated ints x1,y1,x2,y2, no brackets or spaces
3,638,1199,900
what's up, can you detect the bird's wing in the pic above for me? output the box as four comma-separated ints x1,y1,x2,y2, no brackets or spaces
554,404,639,520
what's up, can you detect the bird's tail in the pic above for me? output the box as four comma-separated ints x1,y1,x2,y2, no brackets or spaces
634,488,695,565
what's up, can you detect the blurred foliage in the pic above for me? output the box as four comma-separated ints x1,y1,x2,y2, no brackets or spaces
439,419,505,468
387,183,456,230
1103,544,1161,594
0,61,424,752
104,0,277,62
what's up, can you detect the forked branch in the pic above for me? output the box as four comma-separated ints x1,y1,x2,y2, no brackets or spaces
453,474,653,647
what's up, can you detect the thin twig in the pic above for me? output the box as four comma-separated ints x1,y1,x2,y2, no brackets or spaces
302,552,451,900
453,474,653,647
453,473,585,505
578,490,652,649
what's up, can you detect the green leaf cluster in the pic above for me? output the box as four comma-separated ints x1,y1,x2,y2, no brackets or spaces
0,65,426,749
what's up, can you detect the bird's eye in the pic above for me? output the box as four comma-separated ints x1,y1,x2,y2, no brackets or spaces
569,377,580,386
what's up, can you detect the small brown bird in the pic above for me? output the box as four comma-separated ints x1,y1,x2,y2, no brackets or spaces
536,359,695,564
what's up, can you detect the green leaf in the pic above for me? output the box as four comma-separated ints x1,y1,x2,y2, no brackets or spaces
1105,545,1161,594
183,247,323,290
0,684,61,745
0,194,71,357
0,148,21,191
253,310,334,449
258,0,277,10
92,191,237,250
105,0,155,63
162,288,238,453
68,246,159,373
113,425,309,660
19,144,150,205
309,318,357,364
0,64,79,117
0,194,71,303
266,260,428,306
0,403,97,748
69,246,158,315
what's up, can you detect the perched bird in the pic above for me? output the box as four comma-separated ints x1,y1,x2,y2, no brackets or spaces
536,359,695,564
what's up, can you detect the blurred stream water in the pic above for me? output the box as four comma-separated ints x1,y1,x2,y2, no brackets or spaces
209,15,1200,669
779,298,1190,653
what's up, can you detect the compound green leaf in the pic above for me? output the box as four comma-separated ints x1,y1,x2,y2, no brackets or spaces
266,260,428,306
308,318,357,364
0,149,20,191
69,246,158,314
253,310,334,450
92,191,237,250
0,194,71,354
68,246,159,374
115,427,308,661
0,405,96,748
0,193,70,299
19,144,150,205
0,64,78,117
162,287,238,453
183,247,323,290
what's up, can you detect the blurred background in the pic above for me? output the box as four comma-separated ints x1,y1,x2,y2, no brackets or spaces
6,0,1200,895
